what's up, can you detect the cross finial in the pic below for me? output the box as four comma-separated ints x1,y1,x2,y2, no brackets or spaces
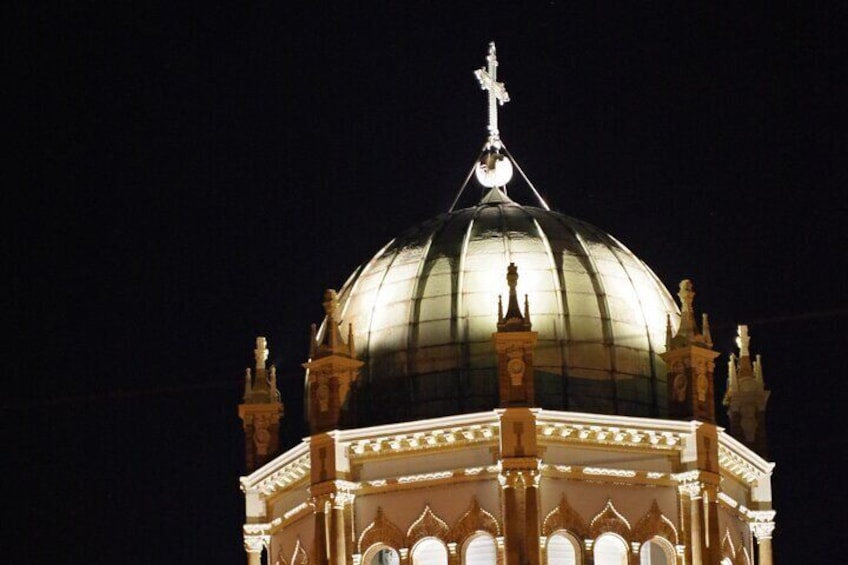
474,42,510,146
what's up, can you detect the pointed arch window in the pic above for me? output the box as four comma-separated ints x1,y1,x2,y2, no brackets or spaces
365,546,400,565
639,538,674,565
463,533,496,565
412,538,448,565
547,532,580,565
593,534,628,565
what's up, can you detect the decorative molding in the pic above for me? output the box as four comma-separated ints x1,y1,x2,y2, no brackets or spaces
583,467,636,478
274,547,289,565
291,538,308,565
247,453,311,496
721,528,737,560
672,471,702,499
349,424,499,459
449,497,501,545
538,422,683,451
589,499,631,541
407,505,450,548
543,494,588,538
632,500,678,545
358,507,405,554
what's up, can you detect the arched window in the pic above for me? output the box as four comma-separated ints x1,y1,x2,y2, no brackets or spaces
366,547,399,565
639,539,673,565
463,533,496,565
412,538,448,565
593,534,628,565
547,532,580,565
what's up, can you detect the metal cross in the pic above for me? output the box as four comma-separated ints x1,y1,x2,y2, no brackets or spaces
474,42,510,143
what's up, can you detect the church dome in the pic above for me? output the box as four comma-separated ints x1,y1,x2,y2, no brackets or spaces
333,188,679,427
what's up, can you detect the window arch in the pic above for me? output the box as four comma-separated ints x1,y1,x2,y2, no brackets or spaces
363,545,400,565
463,532,496,565
412,537,448,565
547,531,581,565
593,534,628,565
639,538,674,565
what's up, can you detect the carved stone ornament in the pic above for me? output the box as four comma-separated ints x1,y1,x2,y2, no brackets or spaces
750,520,776,541
449,496,501,544
275,549,289,565
359,507,405,554
696,362,708,403
672,373,687,402
507,357,526,385
406,505,450,548
244,534,268,554
632,500,678,545
543,493,588,539
588,499,631,541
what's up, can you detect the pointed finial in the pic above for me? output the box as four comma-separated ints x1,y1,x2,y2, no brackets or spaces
498,294,504,323
727,353,738,394
736,325,750,358
254,337,268,370
347,323,355,358
702,313,712,347
524,293,531,323
754,354,764,383
665,313,673,350
243,368,252,400
497,263,532,331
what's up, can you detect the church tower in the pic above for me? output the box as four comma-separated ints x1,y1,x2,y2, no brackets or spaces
238,337,284,472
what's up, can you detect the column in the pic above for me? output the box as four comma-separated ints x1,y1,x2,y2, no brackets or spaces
524,471,541,565
749,511,776,565
313,495,330,565
500,471,522,565
244,534,267,565
680,482,703,565
330,493,352,565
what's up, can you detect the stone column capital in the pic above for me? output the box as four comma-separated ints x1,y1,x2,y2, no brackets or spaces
244,533,269,554
749,510,776,541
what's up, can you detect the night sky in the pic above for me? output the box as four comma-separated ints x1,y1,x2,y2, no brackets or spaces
6,3,847,563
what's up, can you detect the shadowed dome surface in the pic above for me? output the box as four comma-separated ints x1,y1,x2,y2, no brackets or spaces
330,188,680,427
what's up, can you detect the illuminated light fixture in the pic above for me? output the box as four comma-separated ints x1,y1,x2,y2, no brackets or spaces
475,150,514,188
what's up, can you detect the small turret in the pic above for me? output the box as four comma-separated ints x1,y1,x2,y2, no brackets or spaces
303,289,363,434
238,337,284,472
493,263,538,406
660,280,720,423
724,325,771,455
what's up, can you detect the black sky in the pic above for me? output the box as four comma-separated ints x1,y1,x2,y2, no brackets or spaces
5,3,847,563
